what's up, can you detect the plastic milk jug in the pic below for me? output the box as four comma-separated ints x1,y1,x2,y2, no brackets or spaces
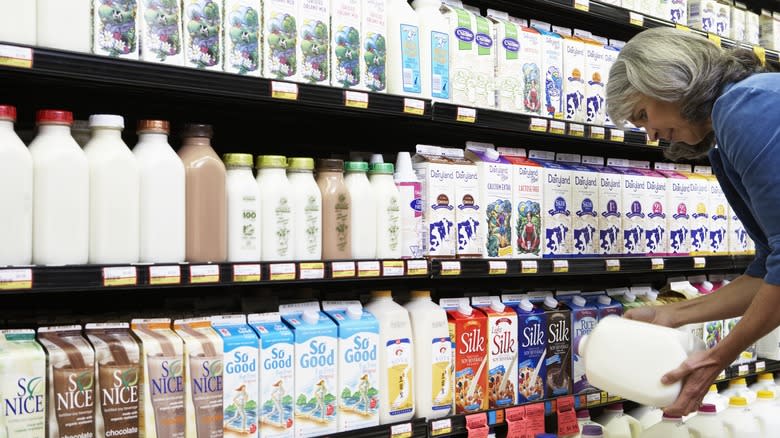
0,105,32,266
721,396,760,438
721,378,757,404
750,374,778,395
412,0,450,101
596,403,642,438
752,390,780,436
686,404,726,437
627,405,662,430
386,0,423,97
638,414,689,438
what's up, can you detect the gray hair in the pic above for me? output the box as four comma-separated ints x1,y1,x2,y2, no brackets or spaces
606,27,768,160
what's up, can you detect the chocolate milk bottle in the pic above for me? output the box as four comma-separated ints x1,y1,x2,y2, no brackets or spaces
316,159,352,260
84,323,140,438
177,124,227,263
37,326,96,438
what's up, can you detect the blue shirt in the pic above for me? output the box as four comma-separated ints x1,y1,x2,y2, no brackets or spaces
710,73,780,284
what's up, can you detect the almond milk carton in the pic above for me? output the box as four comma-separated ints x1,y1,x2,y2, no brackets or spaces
465,143,514,258
330,0,362,89
697,166,729,255
263,0,300,80
582,156,622,256
530,150,573,258
676,164,710,255
629,160,668,256
534,27,564,120
446,148,482,258
561,29,586,122
463,5,496,109
441,0,479,107
518,25,543,116
689,0,719,33
470,296,518,409
487,10,522,113
440,298,487,414
139,0,184,65
173,318,225,438
654,162,691,256
499,147,544,259
280,302,338,437
224,0,262,76
182,0,223,70
0,330,46,438
413,145,456,258
608,158,646,255
248,313,294,438
556,154,599,257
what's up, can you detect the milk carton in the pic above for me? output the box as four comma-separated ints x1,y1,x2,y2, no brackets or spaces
688,0,719,33
322,301,380,432
530,150,573,258
224,0,262,76
499,147,544,259
698,167,729,255
542,296,571,398
441,1,479,107
501,294,546,403
139,0,184,65
172,318,225,438
280,302,338,437
557,291,597,395
730,3,746,42
211,315,259,438
629,160,668,256
0,330,46,438
131,319,186,438
760,9,779,53
471,297,518,408
595,294,623,320
440,298,488,414
518,26,543,116
582,156,622,256
608,287,642,312
298,0,330,84
715,1,731,37
729,210,748,255
462,6,496,109
556,154,599,257
561,30,586,122
582,37,606,125
182,0,223,70
601,44,620,126
746,10,761,45
248,313,294,438
263,0,299,80
661,0,688,25
534,28,564,119
487,10,522,113
413,145,456,258
608,158,646,255
638,0,660,17
445,148,482,258
465,143,514,258
331,0,362,89
93,0,139,59
361,0,387,92
675,164,710,255
654,162,691,256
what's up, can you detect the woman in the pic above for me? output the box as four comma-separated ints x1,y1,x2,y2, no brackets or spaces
605,27,779,416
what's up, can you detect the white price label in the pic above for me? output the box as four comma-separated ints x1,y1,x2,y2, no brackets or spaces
403,98,425,115
406,259,428,276
629,12,644,26
431,418,452,436
738,364,749,376
568,123,585,137
590,126,605,139
586,392,602,404
694,257,706,268
610,129,625,142
756,361,766,372
0,44,33,68
717,370,727,381
357,261,380,277
382,260,405,277
456,107,476,123
606,259,621,271
553,260,569,273
574,0,589,11
331,261,356,278
390,423,412,438
299,262,325,280
149,265,181,285
345,90,369,109
488,261,507,275
521,260,539,274
269,263,296,281
271,81,298,100
549,120,566,134
0,269,32,290
233,264,261,282
190,264,220,284
530,117,548,132
651,258,664,270
440,261,461,276
103,266,137,287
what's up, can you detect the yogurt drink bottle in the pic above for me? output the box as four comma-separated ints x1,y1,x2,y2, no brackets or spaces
0,105,32,266
370,163,403,259
287,157,322,261
257,155,294,261
344,161,377,259
224,153,261,262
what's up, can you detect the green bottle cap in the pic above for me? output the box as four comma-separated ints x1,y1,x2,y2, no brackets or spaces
287,157,315,171
344,161,369,172
256,155,288,169
222,153,253,167
369,162,395,174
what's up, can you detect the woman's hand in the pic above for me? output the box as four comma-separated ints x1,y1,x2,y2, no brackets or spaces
660,349,730,416
623,304,679,328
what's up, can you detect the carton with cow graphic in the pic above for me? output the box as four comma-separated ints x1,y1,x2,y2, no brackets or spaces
413,145,456,258
582,156,622,256
653,162,691,256
445,148,483,258
674,164,710,255
729,210,749,255
556,154,599,257
560,29,586,123
629,160,668,256
499,148,544,259
608,158,646,256
466,143,514,258
696,166,730,255
581,33,606,126
530,150,573,258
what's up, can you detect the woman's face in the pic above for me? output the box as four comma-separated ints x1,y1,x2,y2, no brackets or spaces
628,95,712,145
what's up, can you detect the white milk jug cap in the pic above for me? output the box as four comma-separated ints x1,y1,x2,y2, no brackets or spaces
458,302,473,316
484,148,500,161
701,280,714,291
646,291,659,301
346,305,363,320
598,295,612,305
89,114,125,129
572,296,587,307
394,152,416,179
544,296,558,308
623,292,636,302
490,300,506,312
302,309,320,325
370,153,384,165
519,299,534,312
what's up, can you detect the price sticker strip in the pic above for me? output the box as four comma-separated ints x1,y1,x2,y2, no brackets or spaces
521,260,538,274
605,259,621,272
488,261,507,275
344,90,369,109
456,107,477,123
269,263,296,281
694,257,706,269
103,266,138,287
553,260,569,273
549,120,566,135
149,265,182,285
651,258,664,270
609,129,624,142
299,262,325,280
0,44,33,69
331,261,356,278
233,264,261,282
568,123,585,137
190,264,220,284
0,268,33,290
530,117,548,132
382,260,405,277
403,98,425,115
440,261,461,276
390,422,412,438
430,418,452,437
357,261,380,278
406,259,428,276
590,126,605,140
271,81,298,100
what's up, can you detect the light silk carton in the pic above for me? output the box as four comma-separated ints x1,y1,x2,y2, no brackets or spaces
729,210,749,255
556,154,599,257
501,294,546,404
487,10,522,113
730,2,746,42
322,301,380,432
224,0,262,76
413,145,456,258
556,291,598,395
0,330,46,438
465,143,514,258
470,296,518,408
444,148,482,258
248,313,294,438
582,36,606,126
629,160,668,256
297,0,330,84
654,162,691,256
561,30,586,122
688,0,719,33
462,5,496,109
441,0,478,107
93,0,140,60
498,147,544,259
533,27,564,120
518,25,543,116
139,0,184,65
263,0,300,80
361,0,387,92
530,150,573,258
608,158,646,256
696,166,729,255
661,0,688,25
674,163,710,255
330,0,362,89
582,156,623,256
172,318,225,438
440,298,488,414
211,315,260,438
280,302,338,437
182,0,223,70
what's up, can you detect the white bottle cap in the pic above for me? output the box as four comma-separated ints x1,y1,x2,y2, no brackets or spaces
490,301,506,312
598,295,611,305
701,281,714,292
544,296,558,308
346,305,363,320
458,302,473,316
394,151,416,180
370,154,384,165
302,309,320,325
623,292,636,303
519,299,534,312
646,291,659,301
572,296,587,307
484,148,500,161
89,114,124,129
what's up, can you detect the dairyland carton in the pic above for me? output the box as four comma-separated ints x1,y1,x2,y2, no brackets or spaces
471,296,518,408
518,26,543,116
697,167,729,255
629,160,668,256
746,10,760,45
322,301,380,432
330,0,362,89
608,158,646,256
534,28,564,119
654,162,691,256
730,3,746,42
248,313,295,438
561,30,586,122
487,10,522,113
661,0,688,25
445,148,482,258
0,330,46,438
582,156,622,256
280,302,338,437
466,143,514,258
413,145,456,258
582,37,606,126
688,0,719,33
499,147,544,259
440,298,488,414
501,294,546,403
715,1,731,37
224,0,262,76
182,0,223,70
557,154,599,257
675,164,711,255
263,0,299,80
463,5,496,109
211,315,260,438
139,0,184,66
729,210,749,255
530,150,573,258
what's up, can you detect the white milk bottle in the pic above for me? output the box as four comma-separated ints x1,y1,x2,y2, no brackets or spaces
751,390,780,436
639,414,689,438
576,410,603,437
29,110,89,266
721,378,757,404
412,0,451,101
224,153,261,262
703,385,728,412
287,158,322,261
386,0,423,98
364,290,415,423
370,163,402,259
721,396,761,437
133,120,186,263
596,403,642,438
0,105,32,266
750,374,778,395
394,152,423,258
627,405,663,430
84,114,140,264
0,0,35,45
403,290,453,419
686,404,726,437
37,0,91,53
345,162,377,259
256,155,294,261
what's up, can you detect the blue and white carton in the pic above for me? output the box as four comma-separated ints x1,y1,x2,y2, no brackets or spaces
557,291,598,395
530,150,573,258
582,156,623,256
556,154,599,257
608,158,646,256
502,293,547,403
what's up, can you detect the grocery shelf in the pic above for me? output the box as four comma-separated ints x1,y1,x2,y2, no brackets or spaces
330,419,428,438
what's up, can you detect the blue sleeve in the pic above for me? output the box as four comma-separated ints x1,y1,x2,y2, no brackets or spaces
713,85,780,284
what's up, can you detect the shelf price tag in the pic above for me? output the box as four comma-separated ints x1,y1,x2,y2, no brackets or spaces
717,369,727,381
753,46,767,66
403,98,425,115
549,120,566,135
431,418,452,436
590,126,605,140
522,260,539,274
299,262,325,280
675,24,691,32
269,263,296,281
382,260,405,277
344,90,369,109
465,413,489,438
708,33,722,47
0,44,33,69
232,264,261,282
756,361,766,372
357,261,380,278
0,268,32,290
609,129,625,142
586,392,602,406
190,265,220,284
102,266,137,287
456,107,476,123
651,258,665,270
525,404,546,435
530,117,548,132
271,81,299,100
440,261,461,276
149,265,181,285
557,396,579,436
568,123,585,137
574,0,589,11
694,257,706,269
646,135,660,146
738,364,749,376
331,261,356,278
390,422,412,438
553,260,569,273
488,261,507,275
506,406,528,436
606,259,621,272
629,12,644,26
406,259,428,276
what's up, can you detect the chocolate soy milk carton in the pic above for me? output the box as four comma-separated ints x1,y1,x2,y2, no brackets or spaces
0,329,47,438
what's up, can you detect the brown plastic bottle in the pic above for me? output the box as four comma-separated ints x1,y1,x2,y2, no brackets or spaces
316,159,352,260
177,124,227,263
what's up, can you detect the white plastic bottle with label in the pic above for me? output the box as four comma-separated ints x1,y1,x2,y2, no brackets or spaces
133,120,185,263
0,0,36,45
29,110,90,266
224,153,261,261
403,290,452,420
412,0,451,101
639,414,689,438
685,404,726,437
84,115,140,264
364,290,416,423
0,105,32,266
627,405,662,430
37,0,91,52
287,157,322,260
387,0,423,97
394,152,423,258
596,403,642,438
256,155,294,261
721,396,760,437
345,161,377,259
370,163,402,259
702,384,728,412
